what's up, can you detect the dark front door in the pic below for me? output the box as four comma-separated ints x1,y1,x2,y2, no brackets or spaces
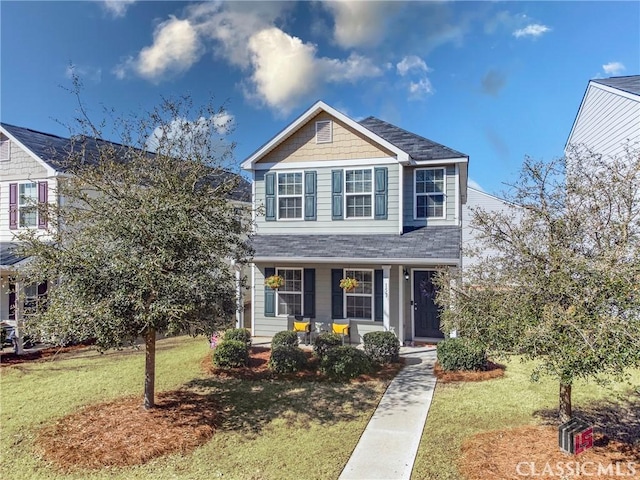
413,270,443,338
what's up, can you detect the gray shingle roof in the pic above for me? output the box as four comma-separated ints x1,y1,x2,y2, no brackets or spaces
592,76,640,96
252,226,461,263
359,117,467,161
1,123,251,202
0,243,27,268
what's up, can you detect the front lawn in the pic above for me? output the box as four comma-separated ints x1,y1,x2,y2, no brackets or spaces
1,336,390,480
412,358,640,479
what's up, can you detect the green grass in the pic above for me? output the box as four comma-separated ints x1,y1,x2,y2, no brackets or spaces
1,336,388,480
411,358,640,479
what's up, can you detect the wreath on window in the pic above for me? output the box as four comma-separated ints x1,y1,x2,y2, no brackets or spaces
265,274,285,289
340,277,359,292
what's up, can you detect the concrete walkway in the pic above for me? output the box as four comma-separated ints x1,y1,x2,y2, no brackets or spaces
339,347,438,480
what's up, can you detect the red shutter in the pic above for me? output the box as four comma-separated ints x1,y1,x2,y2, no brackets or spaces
9,183,17,229
38,181,48,229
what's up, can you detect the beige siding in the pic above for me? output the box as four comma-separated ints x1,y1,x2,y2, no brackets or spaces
254,163,400,234
568,84,640,158
403,165,458,228
257,112,395,164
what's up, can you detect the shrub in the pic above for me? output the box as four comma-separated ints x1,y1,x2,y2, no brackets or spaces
222,328,252,348
320,346,373,379
437,337,487,371
268,346,308,373
212,340,249,368
271,330,299,349
363,331,400,364
313,332,342,358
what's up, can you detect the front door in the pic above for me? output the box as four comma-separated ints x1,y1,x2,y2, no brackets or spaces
413,270,443,338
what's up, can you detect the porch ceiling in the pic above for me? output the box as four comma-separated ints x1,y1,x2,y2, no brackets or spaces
252,226,461,265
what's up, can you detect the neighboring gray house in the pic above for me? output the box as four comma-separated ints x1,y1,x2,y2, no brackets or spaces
567,75,640,157
241,101,469,343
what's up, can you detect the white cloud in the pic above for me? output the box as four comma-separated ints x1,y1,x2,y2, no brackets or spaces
102,0,136,18
321,1,399,48
65,64,102,84
602,62,625,75
409,78,434,98
513,24,551,39
396,56,429,76
146,114,235,154
468,178,484,192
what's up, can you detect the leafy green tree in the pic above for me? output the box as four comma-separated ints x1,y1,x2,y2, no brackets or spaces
437,146,640,422
16,94,253,409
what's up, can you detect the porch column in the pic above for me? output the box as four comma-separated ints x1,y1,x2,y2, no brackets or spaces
398,265,404,342
233,261,244,329
382,265,391,333
14,278,24,355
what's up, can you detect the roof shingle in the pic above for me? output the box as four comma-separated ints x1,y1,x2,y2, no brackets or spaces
592,76,640,96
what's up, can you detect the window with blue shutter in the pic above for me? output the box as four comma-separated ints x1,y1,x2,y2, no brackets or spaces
304,171,317,221
374,269,383,321
374,167,388,220
264,172,276,221
331,170,343,220
303,268,315,317
264,267,276,316
331,269,344,318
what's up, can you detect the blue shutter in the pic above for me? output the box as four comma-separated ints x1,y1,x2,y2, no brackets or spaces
304,171,317,221
264,267,276,317
303,268,315,317
265,172,276,221
331,269,344,319
374,269,383,321
374,167,388,220
331,170,343,220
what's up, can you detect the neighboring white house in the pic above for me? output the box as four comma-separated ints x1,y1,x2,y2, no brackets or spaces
242,101,469,343
566,75,640,157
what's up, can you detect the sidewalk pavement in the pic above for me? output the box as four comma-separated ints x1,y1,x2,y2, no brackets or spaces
338,347,438,480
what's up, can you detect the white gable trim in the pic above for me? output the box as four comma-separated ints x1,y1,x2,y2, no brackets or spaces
253,157,396,171
0,125,60,177
241,101,409,170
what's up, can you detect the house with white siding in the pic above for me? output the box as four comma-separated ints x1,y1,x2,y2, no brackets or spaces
242,101,469,343
567,75,640,157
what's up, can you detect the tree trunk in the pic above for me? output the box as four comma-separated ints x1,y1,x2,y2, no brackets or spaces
144,327,156,410
559,382,572,423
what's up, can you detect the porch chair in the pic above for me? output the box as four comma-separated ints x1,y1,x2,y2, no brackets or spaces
331,321,350,345
292,319,312,345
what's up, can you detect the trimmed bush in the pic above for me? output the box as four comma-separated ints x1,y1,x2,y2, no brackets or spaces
320,346,373,379
313,332,342,358
268,346,308,373
437,337,487,371
212,340,249,368
271,330,299,349
363,331,400,364
222,328,252,348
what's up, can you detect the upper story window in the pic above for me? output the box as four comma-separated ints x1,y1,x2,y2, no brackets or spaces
276,268,303,316
415,168,446,219
316,120,332,144
344,269,373,320
277,172,303,219
0,139,10,162
19,182,38,227
345,169,373,218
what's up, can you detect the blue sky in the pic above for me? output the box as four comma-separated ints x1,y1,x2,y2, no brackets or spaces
1,1,639,194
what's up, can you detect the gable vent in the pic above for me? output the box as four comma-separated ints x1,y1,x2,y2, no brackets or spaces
316,120,332,144
0,139,9,162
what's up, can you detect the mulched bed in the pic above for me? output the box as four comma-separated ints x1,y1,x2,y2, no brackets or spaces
0,342,94,367
434,361,505,383
459,425,639,479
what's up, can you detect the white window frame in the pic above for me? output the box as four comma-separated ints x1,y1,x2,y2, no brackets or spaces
19,182,38,228
276,171,304,220
343,268,374,320
275,267,304,317
344,168,374,219
0,139,10,162
315,120,332,144
414,167,446,220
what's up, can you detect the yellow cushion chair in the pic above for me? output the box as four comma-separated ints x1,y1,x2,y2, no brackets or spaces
332,322,350,345
293,320,311,345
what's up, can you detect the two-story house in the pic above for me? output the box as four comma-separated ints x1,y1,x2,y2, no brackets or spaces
1,123,252,352
242,101,469,344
